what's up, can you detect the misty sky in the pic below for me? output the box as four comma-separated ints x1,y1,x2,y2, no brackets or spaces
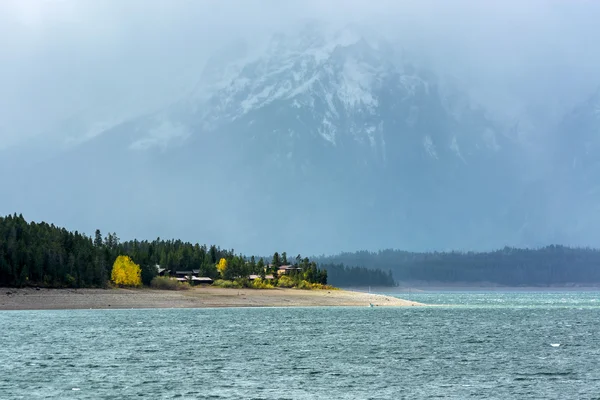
1,0,600,150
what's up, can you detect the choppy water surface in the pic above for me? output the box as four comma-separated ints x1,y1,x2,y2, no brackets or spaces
1,292,600,399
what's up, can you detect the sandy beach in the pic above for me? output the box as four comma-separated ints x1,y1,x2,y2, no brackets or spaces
0,287,423,310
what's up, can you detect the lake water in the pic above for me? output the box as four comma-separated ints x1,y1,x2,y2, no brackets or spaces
1,292,600,399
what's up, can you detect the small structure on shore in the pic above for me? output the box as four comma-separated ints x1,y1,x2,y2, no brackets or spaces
277,265,302,275
191,276,214,284
172,270,213,285
248,274,274,280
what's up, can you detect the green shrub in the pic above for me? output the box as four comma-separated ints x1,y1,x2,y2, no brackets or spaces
276,275,295,288
296,280,338,290
212,279,230,288
297,280,312,290
251,278,274,289
235,277,251,288
212,279,242,289
308,282,338,290
150,276,190,290
65,274,76,288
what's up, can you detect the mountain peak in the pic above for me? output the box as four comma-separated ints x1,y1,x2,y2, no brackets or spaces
192,24,406,136
263,22,392,63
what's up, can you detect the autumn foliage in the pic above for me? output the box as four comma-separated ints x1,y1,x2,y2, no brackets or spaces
111,255,142,287
216,258,228,277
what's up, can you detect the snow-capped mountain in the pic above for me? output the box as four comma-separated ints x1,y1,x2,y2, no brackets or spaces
2,23,557,254
187,23,516,184
190,23,509,164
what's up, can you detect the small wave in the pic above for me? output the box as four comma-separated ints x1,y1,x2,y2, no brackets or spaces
516,371,576,377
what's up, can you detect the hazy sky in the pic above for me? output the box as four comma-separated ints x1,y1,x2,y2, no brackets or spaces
2,0,600,149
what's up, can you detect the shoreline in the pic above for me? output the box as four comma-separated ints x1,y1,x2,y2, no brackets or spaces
0,287,424,311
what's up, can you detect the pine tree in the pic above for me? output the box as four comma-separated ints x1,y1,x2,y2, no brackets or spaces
272,252,281,267
257,258,266,279
249,255,257,274
94,229,103,248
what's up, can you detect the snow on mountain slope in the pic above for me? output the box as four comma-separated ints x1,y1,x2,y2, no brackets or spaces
184,22,511,178
198,24,396,133
1,22,538,254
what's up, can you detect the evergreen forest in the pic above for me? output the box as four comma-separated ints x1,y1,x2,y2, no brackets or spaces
0,214,391,288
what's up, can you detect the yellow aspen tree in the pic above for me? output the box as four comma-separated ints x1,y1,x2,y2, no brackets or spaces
124,257,142,286
111,255,142,287
216,258,228,277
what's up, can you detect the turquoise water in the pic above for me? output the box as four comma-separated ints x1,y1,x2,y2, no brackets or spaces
404,290,600,308
1,292,600,399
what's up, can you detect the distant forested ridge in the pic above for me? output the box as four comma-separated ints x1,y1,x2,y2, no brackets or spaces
318,247,600,286
322,263,396,287
0,214,390,288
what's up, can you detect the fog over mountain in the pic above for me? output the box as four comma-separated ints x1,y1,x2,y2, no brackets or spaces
2,0,600,255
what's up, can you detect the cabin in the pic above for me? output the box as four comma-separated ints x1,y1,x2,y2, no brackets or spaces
173,270,214,285
249,274,274,280
277,265,302,275
191,276,214,284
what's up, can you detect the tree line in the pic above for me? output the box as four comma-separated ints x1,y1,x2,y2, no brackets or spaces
0,213,236,287
0,213,432,289
1,214,340,288
318,246,600,286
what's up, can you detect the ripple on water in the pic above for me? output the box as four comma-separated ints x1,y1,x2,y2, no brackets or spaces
1,293,600,399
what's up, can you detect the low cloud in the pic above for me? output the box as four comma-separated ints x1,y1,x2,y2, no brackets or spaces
1,0,600,148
